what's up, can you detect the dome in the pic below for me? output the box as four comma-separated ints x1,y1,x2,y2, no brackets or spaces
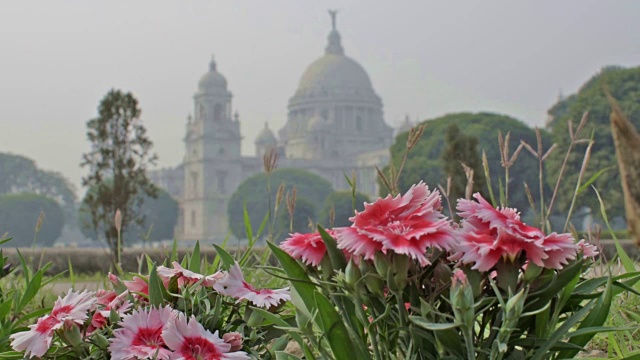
297,55,372,91
198,57,227,93
255,122,277,144
307,115,327,132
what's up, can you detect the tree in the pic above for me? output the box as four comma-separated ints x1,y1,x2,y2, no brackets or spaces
81,90,158,264
0,193,64,247
545,66,640,220
385,112,549,213
227,168,333,240
318,191,370,228
276,197,317,239
440,124,485,206
0,152,76,225
79,187,177,244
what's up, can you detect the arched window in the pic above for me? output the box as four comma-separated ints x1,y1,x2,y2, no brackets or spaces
356,116,363,131
190,210,196,228
214,104,223,122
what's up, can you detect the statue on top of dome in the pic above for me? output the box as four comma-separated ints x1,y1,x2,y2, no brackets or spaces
328,9,338,30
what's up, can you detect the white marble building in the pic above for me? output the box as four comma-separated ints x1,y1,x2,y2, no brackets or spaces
151,13,400,242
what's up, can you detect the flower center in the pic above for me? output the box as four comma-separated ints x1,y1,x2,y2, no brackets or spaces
180,337,222,360
132,327,164,348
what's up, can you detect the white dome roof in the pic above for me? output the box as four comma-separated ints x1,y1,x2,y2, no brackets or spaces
255,122,277,144
297,54,372,91
198,57,227,93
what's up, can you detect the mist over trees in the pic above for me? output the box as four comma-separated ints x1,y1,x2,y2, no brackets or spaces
0,193,64,247
386,112,549,214
545,66,640,219
227,168,333,240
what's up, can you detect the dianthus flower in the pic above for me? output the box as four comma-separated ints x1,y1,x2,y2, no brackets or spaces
335,182,456,266
157,261,223,288
10,290,95,358
450,193,578,271
162,313,249,360
109,306,176,360
214,262,290,308
281,229,343,267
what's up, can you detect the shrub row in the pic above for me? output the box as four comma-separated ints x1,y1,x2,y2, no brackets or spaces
2,246,273,276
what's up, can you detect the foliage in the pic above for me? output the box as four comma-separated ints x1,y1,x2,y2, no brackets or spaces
80,89,158,264
227,168,333,240
0,152,76,226
318,190,370,228
0,238,293,359
79,187,178,244
545,65,640,219
440,124,485,205
385,112,550,213
0,193,64,247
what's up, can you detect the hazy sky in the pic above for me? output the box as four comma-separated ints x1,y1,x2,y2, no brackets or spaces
1,1,639,196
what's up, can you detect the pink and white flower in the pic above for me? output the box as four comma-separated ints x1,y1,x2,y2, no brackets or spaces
214,263,290,308
88,289,132,333
162,313,249,360
577,239,599,258
109,306,176,360
124,276,150,297
10,289,95,358
336,182,457,266
158,261,223,288
280,229,341,267
451,193,578,271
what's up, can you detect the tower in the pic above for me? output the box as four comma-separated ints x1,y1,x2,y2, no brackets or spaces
182,56,242,242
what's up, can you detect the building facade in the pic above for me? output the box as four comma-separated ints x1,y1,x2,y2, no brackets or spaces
151,13,400,242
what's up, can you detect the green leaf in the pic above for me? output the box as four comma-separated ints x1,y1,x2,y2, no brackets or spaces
530,300,595,360
243,202,253,242
0,299,12,320
410,317,460,331
170,238,178,263
189,241,201,273
593,186,636,273
267,242,318,314
318,225,347,271
313,290,354,360
558,275,613,358
148,265,165,307
213,244,235,270
577,166,612,195
17,269,43,312
0,237,12,246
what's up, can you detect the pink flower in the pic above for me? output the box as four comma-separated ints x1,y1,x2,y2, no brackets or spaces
577,240,599,258
162,313,249,360
88,290,132,334
451,193,578,271
280,230,340,267
222,332,243,352
214,263,290,308
109,306,176,360
158,261,223,288
10,290,95,358
124,276,150,296
336,182,456,266
451,269,468,287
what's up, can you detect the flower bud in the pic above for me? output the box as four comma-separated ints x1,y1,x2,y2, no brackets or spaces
114,209,122,234
223,332,243,352
345,258,362,289
450,269,475,331
373,252,389,278
523,262,543,283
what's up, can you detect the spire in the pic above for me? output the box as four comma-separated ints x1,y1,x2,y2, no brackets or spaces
209,55,217,72
325,10,344,55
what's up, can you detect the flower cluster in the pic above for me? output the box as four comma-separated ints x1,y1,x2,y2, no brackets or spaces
281,182,598,273
10,261,289,359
